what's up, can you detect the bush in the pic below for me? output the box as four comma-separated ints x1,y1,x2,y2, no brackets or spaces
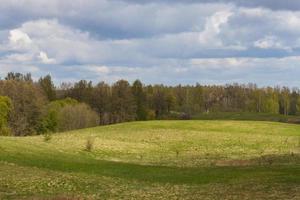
43,133,52,142
39,98,78,133
179,113,191,120
0,126,11,136
41,98,99,133
85,137,94,152
146,110,156,120
57,103,99,132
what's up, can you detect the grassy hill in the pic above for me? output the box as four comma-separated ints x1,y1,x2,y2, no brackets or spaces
0,120,299,199
192,112,300,123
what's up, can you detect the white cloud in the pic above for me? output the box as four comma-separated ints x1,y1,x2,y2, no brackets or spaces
87,66,110,74
38,51,56,64
253,35,290,50
199,10,233,46
1,1,300,86
190,57,246,70
9,29,32,49
5,53,34,63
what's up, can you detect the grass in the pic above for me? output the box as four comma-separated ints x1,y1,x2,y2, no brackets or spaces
192,112,300,123
0,120,299,199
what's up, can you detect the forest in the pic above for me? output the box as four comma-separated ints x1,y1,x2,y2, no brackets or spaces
0,72,299,136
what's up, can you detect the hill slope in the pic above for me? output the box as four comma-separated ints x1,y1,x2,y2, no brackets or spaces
0,120,299,199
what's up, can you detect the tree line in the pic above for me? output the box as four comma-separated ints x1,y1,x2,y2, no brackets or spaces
0,72,299,136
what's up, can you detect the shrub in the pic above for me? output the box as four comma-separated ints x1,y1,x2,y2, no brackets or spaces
85,137,94,152
43,133,52,142
41,98,99,133
39,98,79,133
179,113,191,120
57,103,99,132
146,110,156,120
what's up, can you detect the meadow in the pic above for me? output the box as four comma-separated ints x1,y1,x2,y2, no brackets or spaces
0,120,299,199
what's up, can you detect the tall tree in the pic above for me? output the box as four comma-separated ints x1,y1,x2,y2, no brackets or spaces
91,82,111,125
0,96,12,135
5,72,32,82
111,80,136,123
70,80,93,104
38,75,56,101
132,80,147,120
279,87,290,115
152,86,168,118
289,90,298,115
0,79,47,136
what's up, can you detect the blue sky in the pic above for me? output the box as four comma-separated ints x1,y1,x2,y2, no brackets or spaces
0,0,300,86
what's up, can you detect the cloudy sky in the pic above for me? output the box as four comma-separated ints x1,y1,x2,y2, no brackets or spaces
1,0,300,86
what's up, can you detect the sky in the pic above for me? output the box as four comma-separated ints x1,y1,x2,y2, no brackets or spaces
1,0,300,86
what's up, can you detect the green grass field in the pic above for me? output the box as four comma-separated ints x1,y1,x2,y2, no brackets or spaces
192,112,300,123
0,120,300,199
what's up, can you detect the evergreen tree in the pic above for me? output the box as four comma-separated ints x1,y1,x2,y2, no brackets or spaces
92,82,111,125
111,80,136,123
132,80,147,120
39,75,56,101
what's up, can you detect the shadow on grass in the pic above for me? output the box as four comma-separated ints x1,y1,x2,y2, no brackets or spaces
0,150,299,185
215,154,300,166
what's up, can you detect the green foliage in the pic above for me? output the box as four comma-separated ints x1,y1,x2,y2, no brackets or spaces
0,96,12,136
57,103,99,132
1,72,300,136
152,86,169,118
132,80,147,120
289,91,298,115
146,109,156,120
91,82,111,125
39,98,74,133
69,80,93,103
38,74,56,101
111,80,136,123
41,98,99,133
48,76,300,125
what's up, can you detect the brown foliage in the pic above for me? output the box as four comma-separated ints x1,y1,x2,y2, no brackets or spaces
0,80,47,136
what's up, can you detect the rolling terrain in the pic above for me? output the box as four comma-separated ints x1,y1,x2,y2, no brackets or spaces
0,120,300,199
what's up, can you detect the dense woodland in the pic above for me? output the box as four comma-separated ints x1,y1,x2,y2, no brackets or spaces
0,72,300,136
